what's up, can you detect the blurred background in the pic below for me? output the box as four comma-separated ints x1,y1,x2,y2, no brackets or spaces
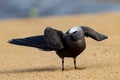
0,0,120,19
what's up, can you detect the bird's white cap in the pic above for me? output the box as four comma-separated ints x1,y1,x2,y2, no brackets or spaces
68,26,83,33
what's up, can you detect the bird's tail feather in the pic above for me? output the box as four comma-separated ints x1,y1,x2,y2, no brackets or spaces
8,39,39,47
8,36,54,51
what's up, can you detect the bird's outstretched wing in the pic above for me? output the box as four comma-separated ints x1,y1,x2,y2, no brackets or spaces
44,27,64,50
8,27,64,51
81,26,108,41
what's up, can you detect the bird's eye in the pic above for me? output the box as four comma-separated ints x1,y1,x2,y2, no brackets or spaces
74,31,77,33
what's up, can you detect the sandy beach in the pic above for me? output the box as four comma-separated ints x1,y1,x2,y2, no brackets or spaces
0,12,120,80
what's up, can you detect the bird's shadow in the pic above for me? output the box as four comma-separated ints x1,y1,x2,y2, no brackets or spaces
0,67,86,74
0,67,60,74
76,67,86,70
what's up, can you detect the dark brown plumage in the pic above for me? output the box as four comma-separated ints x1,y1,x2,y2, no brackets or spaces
8,26,108,71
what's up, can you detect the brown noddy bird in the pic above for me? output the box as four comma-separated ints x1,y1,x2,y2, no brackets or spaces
8,26,108,71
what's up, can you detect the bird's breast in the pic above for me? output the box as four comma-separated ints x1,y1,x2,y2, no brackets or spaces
64,37,86,54
56,36,86,58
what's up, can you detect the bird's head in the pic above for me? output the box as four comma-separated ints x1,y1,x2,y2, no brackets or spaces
65,26,85,41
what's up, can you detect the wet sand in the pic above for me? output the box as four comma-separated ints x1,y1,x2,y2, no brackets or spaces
0,12,120,80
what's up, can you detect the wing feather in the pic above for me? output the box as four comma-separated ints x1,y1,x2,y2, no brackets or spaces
8,27,64,51
81,26,108,41
44,27,64,50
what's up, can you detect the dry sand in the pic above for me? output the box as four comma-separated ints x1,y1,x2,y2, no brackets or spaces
0,12,120,80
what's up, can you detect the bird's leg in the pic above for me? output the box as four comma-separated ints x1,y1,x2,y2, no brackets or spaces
74,57,77,69
62,58,64,71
